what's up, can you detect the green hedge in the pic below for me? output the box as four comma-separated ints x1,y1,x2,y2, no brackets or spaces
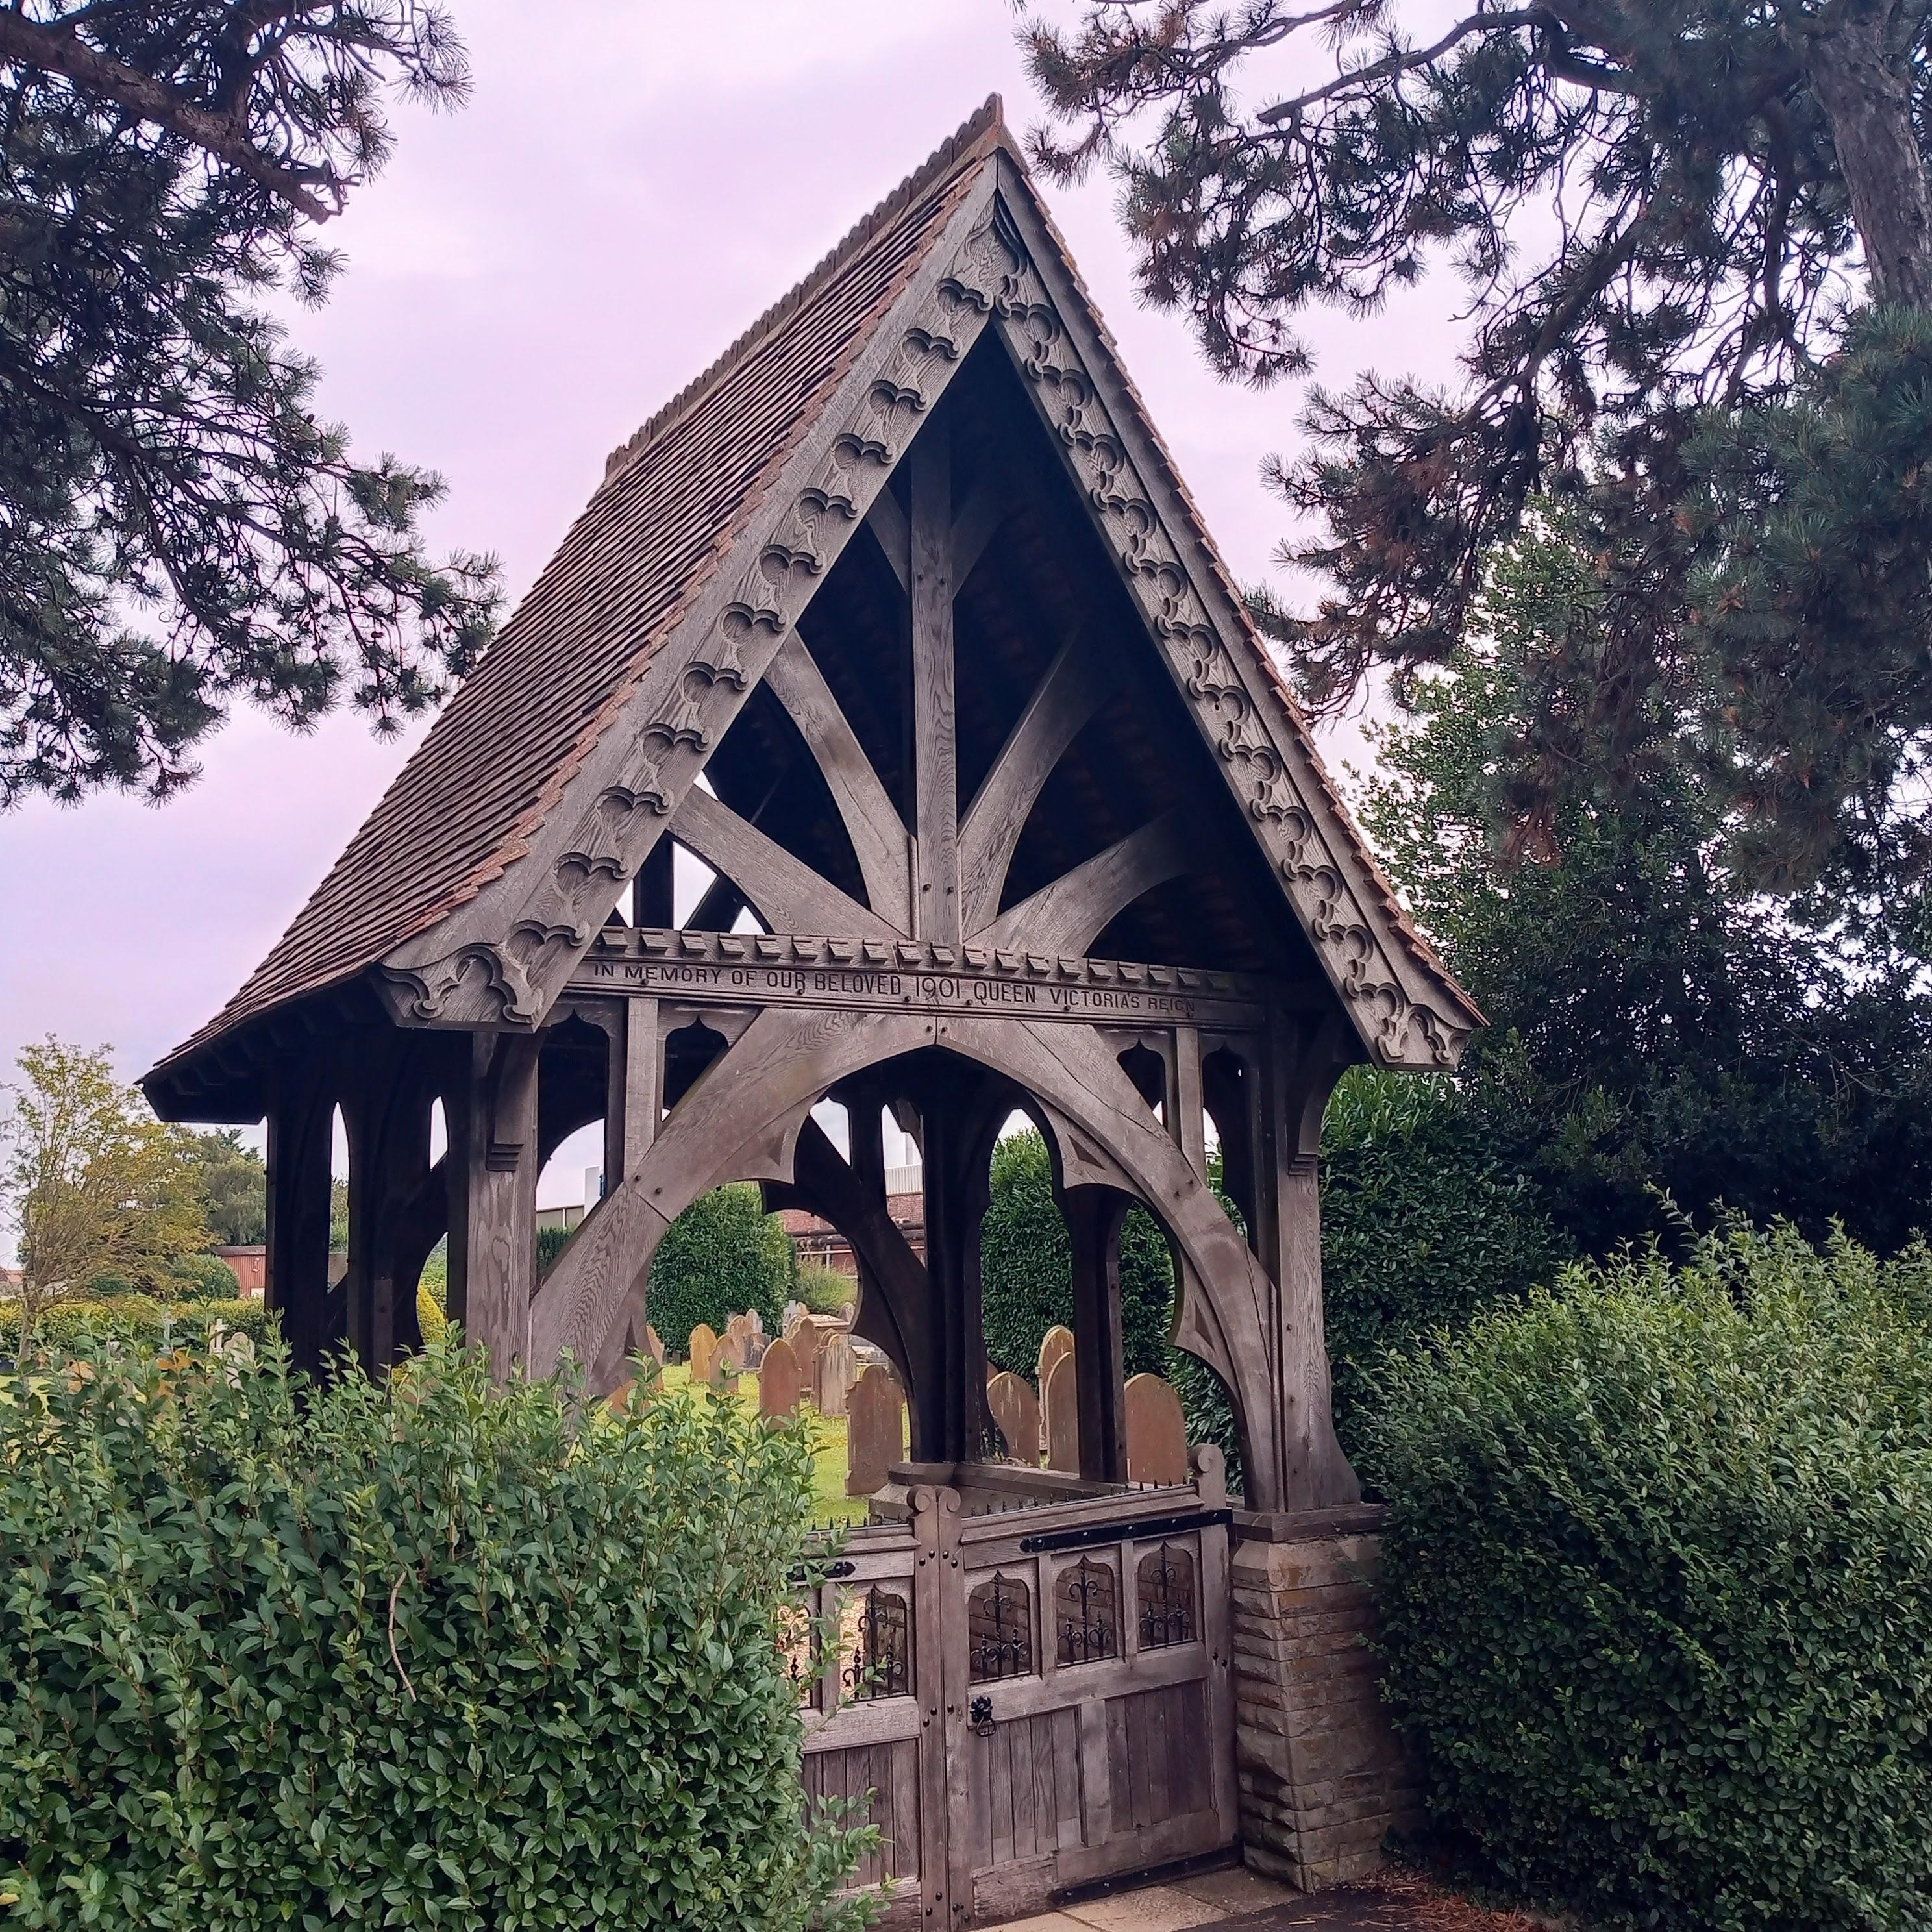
1320,1067,1566,1453
1361,1223,1932,1931
0,1336,870,1931
980,1130,1172,1379
646,1184,794,1357
1,1296,275,1359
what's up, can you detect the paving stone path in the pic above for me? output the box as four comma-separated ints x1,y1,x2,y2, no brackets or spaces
991,1863,1550,1932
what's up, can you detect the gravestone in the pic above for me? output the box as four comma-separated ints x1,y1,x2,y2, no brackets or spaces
643,1324,665,1366
986,1370,1040,1467
687,1322,718,1386
790,1315,823,1393
1036,1324,1074,1394
1043,1350,1079,1473
715,1331,744,1381
724,1312,751,1358
815,1331,856,1418
847,1363,906,1497
1124,1372,1189,1486
759,1337,802,1418
782,1300,808,1335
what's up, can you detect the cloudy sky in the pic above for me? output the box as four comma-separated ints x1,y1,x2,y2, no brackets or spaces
0,2,1461,1200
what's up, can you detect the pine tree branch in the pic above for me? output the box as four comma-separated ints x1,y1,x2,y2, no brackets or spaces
1256,9,1547,122
0,7,336,219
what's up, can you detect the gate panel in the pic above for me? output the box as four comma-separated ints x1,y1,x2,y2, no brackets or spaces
802,1461,1235,1929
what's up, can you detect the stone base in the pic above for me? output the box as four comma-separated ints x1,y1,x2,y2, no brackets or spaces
1230,1506,1422,1890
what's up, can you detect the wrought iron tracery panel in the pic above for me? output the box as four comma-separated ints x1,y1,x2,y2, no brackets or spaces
1054,1554,1119,1666
840,1585,911,1701
1137,1541,1197,1650
967,1572,1033,1683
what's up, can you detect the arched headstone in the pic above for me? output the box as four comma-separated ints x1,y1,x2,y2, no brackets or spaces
687,1322,717,1386
644,1324,665,1366
791,1316,823,1391
816,1330,856,1418
986,1370,1040,1467
759,1336,801,1418
1043,1350,1079,1473
1124,1372,1189,1486
847,1362,906,1496
1036,1323,1074,1393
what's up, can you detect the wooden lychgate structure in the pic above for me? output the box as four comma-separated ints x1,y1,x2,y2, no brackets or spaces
145,100,1476,1920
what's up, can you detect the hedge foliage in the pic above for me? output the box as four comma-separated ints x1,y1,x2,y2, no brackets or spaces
1,1295,273,1359
645,1184,794,1357
1319,1067,1566,1450
0,1337,871,1931
1361,1223,1932,1931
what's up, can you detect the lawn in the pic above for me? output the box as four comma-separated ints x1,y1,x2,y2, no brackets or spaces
656,1361,869,1526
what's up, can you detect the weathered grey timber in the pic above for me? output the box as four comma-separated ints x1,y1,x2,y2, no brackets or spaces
141,99,1476,1915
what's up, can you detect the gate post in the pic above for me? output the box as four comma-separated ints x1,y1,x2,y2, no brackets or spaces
1230,1505,1422,1890
911,1485,966,1927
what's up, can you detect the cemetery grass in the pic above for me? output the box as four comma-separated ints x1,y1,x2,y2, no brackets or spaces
656,1363,868,1526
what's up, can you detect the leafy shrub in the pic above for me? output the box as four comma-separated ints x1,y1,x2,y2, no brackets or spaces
0,1336,871,1931
1,1295,274,1359
1320,1067,1566,1453
795,1263,854,1317
161,1250,241,1302
647,1184,794,1359
1361,1222,1932,1931
537,1222,573,1271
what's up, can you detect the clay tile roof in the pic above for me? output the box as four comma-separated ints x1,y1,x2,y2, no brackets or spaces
151,98,1011,1092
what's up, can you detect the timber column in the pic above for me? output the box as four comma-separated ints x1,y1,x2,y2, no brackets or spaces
1230,1507,1422,1889
1231,1007,1417,1887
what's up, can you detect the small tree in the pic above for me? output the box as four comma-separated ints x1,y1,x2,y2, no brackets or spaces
646,1185,795,1357
0,1039,206,1347
190,1128,267,1245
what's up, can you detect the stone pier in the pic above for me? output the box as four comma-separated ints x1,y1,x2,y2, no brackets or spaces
1230,1505,1424,1889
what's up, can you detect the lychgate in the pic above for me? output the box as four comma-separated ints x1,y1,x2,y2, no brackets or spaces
146,98,1478,1922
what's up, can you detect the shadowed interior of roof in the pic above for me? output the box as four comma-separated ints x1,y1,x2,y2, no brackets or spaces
684,333,1320,979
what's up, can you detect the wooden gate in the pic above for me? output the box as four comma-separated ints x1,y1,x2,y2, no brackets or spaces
799,1452,1237,1927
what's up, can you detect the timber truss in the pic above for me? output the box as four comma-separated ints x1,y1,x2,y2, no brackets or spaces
147,108,1478,1516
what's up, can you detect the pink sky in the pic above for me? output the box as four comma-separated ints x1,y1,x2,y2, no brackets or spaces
0,3,1461,1161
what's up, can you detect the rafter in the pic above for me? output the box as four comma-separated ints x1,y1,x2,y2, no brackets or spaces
958,618,1115,932
762,632,912,932
979,808,1193,955
672,787,897,941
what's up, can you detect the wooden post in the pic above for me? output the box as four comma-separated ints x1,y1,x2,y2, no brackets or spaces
453,1032,540,1381
266,1068,334,1379
1258,1011,1360,1511
341,1045,434,1376
910,414,959,945
1064,1187,1128,1485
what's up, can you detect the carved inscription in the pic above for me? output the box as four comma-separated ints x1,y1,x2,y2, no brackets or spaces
571,955,1263,1030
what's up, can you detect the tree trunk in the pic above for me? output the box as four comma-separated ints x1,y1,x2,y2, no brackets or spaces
1805,0,1932,310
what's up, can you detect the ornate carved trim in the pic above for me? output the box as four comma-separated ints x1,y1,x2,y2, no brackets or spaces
378,178,1027,1030
591,924,1265,997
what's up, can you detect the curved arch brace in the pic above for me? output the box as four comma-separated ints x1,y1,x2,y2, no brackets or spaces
978,808,1192,954
531,1007,943,1380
